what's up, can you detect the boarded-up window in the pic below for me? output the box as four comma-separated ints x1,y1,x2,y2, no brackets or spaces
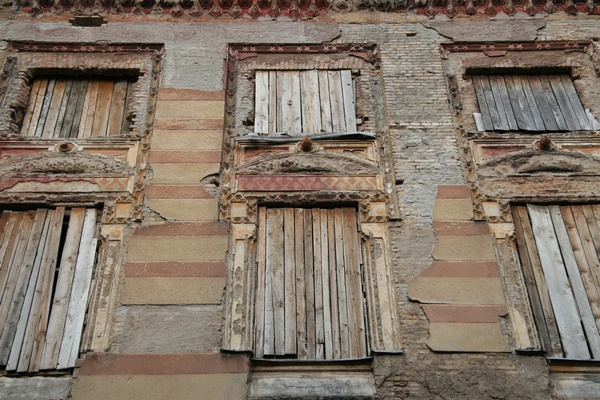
254,70,356,135
0,208,98,372
254,206,368,360
513,204,600,360
473,74,596,132
21,77,133,138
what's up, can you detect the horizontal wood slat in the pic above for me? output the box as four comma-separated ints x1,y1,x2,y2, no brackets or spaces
254,206,367,360
514,204,600,360
0,208,99,372
255,70,356,135
21,78,133,138
473,74,592,132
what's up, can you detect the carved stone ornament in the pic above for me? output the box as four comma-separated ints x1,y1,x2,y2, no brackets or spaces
0,151,135,178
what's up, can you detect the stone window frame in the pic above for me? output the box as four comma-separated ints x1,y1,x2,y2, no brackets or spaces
220,44,403,361
442,41,600,356
0,42,163,363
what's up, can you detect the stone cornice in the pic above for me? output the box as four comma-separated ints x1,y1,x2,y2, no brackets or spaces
11,0,600,20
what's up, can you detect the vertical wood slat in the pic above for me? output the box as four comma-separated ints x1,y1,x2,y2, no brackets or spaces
294,209,307,359
262,209,275,356
560,74,592,130
490,75,518,131
327,209,340,359
507,76,537,131
0,211,37,365
487,75,510,130
40,208,86,370
550,206,600,359
472,75,494,131
527,76,560,131
254,207,267,358
254,72,270,134
0,213,19,302
57,208,98,369
91,80,115,137
7,209,50,372
513,206,563,357
17,208,64,373
303,209,316,359
300,70,321,134
312,208,324,359
328,71,347,133
527,205,590,359
318,71,333,133
520,75,547,131
283,208,296,355
548,74,582,131
333,208,350,358
570,206,600,302
34,79,56,137
320,209,333,360
24,80,49,137
537,75,569,131
60,79,85,138
268,71,277,134
41,80,67,138
340,70,357,132
107,80,128,136
80,80,100,138
21,80,43,136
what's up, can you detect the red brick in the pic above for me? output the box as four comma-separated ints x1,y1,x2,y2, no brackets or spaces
433,221,490,236
157,89,225,101
149,150,222,163
125,261,226,277
134,221,228,236
79,353,249,375
436,185,471,199
417,261,500,278
145,185,214,199
422,304,508,323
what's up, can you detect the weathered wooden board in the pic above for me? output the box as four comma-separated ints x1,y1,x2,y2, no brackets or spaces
473,74,590,132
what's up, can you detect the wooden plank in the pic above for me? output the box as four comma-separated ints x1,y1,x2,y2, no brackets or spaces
107,79,128,136
267,208,285,356
268,71,277,134
0,211,36,365
479,75,503,130
538,74,568,131
560,74,592,130
121,81,132,134
318,70,333,133
6,209,49,372
58,79,83,137
472,75,494,131
519,75,547,131
53,79,74,138
34,79,56,137
91,80,114,137
340,70,357,132
528,75,560,131
68,80,89,138
312,208,324,359
81,80,100,138
342,208,367,358
278,71,301,133
571,206,600,300
327,209,341,359
0,212,18,301
548,74,582,131
41,79,67,138
76,81,93,139
328,71,347,132
487,75,510,130
17,209,62,372
283,208,296,355
254,71,270,134
319,209,333,359
562,206,600,346
304,208,316,359
294,208,307,359
528,204,590,359
40,208,85,370
333,208,350,358
514,206,562,357
26,79,49,137
300,70,321,134
261,209,275,356
504,76,532,131
550,206,600,359
254,207,267,358
57,209,97,369
21,79,42,135
492,75,518,130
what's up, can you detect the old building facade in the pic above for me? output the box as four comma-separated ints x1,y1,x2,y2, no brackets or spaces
0,1,599,398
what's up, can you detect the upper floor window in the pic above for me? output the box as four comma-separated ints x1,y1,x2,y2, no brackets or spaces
254,70,356,135
21,77,134,139
472,74,597,132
